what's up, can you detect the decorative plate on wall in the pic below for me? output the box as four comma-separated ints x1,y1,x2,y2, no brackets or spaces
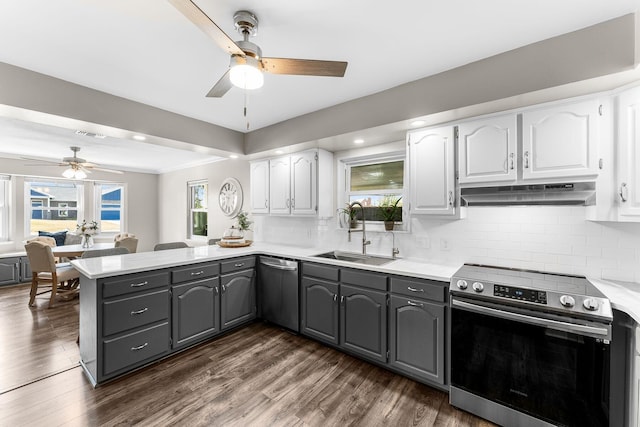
218,177,243,217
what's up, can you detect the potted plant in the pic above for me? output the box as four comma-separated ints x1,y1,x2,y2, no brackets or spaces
235,210,252,234
338,204,358,228
378,196,402,231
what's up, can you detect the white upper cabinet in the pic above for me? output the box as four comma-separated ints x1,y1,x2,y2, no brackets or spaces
521,99,600,180
249,160,269,214
458,114,517,184
290,151,317,215
616,86,640,219
408,125,456,216
268,156,291,215
252,149,333,217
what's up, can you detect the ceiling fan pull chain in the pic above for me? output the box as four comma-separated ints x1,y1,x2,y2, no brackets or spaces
244,89,250,130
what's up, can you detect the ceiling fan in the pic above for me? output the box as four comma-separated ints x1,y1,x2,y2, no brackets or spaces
168,0,348,97
22,146,124,179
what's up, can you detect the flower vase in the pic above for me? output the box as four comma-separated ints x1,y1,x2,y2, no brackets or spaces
82,235,94,248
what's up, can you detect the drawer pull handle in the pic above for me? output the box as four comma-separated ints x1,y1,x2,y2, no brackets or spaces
190,271,205,276
333,294,337,302
407,300,424,308
234,263,245,267
130,281,148,288
130,308,148,316
131,342,148,351
407,286,424,293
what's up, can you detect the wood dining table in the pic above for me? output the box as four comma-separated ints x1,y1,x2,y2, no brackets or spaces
52,242,115,258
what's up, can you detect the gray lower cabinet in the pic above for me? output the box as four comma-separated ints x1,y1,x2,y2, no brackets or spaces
0,257,20,286
172,277,220,348
20,257,31,280
340,284,387,363
301,276,339,345
221,268,256,330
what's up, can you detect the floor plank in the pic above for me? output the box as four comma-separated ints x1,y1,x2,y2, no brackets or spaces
0,282,496,426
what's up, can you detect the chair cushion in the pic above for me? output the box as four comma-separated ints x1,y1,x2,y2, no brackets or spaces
38,231,67,246
37,265,79,282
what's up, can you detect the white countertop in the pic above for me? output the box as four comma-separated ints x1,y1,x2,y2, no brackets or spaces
69,242,640,323
70,242,460,283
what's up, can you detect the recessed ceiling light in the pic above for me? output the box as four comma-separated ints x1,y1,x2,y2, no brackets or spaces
410,120,426,127
275,150,284,155
229,154,239,159
354,138,364,144
133,135,146,141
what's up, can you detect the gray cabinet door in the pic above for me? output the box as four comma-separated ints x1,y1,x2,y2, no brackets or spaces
389,295,445,385
220,269,256,330
340,284,387,363
20,257,31,281
0,257,20,286
300,277,339,345
172,277,220,348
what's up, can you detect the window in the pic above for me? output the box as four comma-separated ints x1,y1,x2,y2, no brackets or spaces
188,180,208,239
25,179,83,235
341,153,406,229
96,183,125,234
0,175,10,242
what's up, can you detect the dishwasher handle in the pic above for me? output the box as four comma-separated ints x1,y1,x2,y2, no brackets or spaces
259,260,298,271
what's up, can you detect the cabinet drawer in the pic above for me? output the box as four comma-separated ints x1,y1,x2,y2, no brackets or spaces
390,277,446,303
302,263,339,282
221,256,255,274
101,271,170,298
341,269,387,291
102,290,169,336
103,322,169,377
172,262,219,284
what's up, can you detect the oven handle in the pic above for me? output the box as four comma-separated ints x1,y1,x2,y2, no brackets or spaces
451,298,610,339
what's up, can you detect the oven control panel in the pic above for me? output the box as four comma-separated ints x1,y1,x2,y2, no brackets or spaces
493,285,547,304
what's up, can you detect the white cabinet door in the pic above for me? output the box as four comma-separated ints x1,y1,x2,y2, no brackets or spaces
409,126,456,215
290,151,317,215
249,160,269,214
458,114,517,184
616,86,640,218
521,99,600,180
269,156,291,215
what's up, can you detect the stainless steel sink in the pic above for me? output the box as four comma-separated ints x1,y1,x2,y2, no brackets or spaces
312,250,395,266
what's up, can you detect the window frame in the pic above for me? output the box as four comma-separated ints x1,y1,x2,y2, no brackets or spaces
338,151,408,232
24,178,84,237
0,175,10,242
188,180,208,240
94,182,126,237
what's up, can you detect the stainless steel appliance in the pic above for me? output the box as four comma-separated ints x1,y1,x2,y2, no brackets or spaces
258,257,299,332
450,264,613,427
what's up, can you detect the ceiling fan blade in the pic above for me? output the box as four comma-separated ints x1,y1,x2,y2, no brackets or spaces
206,70,233,98
261,58,348,77
20,156,62,165
168,0,244,56
23,163,65,167
86,166,124,174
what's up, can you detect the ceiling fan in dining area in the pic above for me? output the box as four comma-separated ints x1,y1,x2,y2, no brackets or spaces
21,146,124,179
168,0,348,97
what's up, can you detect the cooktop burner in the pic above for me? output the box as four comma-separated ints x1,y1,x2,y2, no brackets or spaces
450,264,613,323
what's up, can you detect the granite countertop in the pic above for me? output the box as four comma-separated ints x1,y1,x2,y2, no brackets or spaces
69,242,639,323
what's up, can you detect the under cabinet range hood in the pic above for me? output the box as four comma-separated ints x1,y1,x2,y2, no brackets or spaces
460,182,596,206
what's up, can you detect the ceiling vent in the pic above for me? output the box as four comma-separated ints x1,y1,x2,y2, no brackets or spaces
75,130,106,139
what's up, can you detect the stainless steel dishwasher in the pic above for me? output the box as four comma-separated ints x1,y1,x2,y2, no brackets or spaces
258,256,299,332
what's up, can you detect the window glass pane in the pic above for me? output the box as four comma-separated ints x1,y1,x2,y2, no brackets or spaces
188,181,208,239
191,212,208,236
350,161,404,191
348,194,403,222
28,181,81,234
99,184,123,233
191,184,207,209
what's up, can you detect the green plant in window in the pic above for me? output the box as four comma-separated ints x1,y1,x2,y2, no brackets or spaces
378,196,402,221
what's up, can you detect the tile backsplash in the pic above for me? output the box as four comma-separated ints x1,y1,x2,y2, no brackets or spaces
253,206,640,282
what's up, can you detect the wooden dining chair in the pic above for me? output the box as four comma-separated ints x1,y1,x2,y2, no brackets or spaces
154,242,189,251
114,237,138,253
24,241,80,308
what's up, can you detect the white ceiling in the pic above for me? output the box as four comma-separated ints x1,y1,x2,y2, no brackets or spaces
0,0,638,171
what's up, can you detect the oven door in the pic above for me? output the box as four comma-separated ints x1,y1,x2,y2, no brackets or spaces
450,296,610,427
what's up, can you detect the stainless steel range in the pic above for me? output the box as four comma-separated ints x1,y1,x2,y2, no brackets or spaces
449,264,613,427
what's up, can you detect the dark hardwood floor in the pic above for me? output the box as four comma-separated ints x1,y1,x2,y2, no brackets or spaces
0,283,495,426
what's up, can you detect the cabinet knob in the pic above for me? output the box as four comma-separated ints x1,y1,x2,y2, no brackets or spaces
222,284,226,293
509,153,515,170
524,151,530,168
407,300,424,308
130,307,148,316
448,191,453,207
620,182,628,203
333,294,337,302
130,342,148,351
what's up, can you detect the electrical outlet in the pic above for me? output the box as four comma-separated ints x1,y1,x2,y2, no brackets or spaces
440,238,450,251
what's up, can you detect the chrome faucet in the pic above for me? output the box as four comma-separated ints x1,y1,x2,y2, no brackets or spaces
387,231,400,259
347,201,371,255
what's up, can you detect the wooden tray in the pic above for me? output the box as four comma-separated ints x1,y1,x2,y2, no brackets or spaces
217,240,253,248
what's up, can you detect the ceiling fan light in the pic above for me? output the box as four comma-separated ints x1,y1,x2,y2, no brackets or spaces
62,168,75,178
74,169,87,180
230,59,264,90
